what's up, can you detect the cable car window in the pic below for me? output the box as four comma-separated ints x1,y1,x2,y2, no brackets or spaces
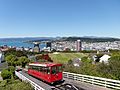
31,66,32,69
33,66,35,70
46,67,50,74
39,66,42,72
32,66,34,69
58,66,62,72
36,66,39,71
28,65,32,69
33,66,38,71
34,66,36,70
51,66,62,74
38,67,40,71
43,67,46,73
51,66,57,74
40,67,44,72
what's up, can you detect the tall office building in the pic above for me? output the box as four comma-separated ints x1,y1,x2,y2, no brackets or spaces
46,42,52,51
46,42,51,48
33,42,40,52
76,40,82,51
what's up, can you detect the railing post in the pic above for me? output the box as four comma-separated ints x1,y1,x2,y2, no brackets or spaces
92,78,94,85
82,76,84,82
34,86,37,90
74,74,76,80
104,80,107,88
67,73,69,79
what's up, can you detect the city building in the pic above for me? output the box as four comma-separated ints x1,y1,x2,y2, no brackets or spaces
46,42,52,50
33,42,40,52
0,51,4,63
76,40,82,51
51,40,120,52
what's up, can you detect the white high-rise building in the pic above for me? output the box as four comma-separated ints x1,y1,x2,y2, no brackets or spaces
0,51,4,63
76,40,82,51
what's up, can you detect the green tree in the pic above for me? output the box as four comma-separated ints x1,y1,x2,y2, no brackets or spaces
67,59,73,65
5,49,27,57
5,54,19,67
80,61,98,76
8,66,15,79
96,63,112,78
5,54,15,66
18,56,30,67
1,69,12,80
109,55,120,80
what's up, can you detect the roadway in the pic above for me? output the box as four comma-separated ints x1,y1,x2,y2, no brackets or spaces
20,71,110,90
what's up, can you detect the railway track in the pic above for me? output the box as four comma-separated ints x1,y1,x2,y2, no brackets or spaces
20,70,85,90
16,70,109,90
51,83,85,90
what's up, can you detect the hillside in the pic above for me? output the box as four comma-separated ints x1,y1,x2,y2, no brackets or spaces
59,37,120,42
49,52,87,63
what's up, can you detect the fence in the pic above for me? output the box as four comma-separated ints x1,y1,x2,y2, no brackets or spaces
15,71,45,90
63,72,120,90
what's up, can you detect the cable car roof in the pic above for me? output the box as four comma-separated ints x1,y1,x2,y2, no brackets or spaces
29,63,62,67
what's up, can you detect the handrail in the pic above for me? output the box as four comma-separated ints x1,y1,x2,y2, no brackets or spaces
15,71,45,90
63,72,120,89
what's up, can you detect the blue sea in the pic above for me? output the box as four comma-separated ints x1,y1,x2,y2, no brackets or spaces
0,39,46,49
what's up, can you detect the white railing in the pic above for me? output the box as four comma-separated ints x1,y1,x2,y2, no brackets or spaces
63,72,120,90
15,71,45,90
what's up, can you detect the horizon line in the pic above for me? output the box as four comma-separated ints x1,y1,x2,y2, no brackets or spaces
0,36,119,39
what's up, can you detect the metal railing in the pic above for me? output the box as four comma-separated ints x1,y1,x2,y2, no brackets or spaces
15,71,45,90
63,72,120,89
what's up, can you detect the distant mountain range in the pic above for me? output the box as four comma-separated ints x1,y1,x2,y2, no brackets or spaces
0,36,120,42
58,36,120,42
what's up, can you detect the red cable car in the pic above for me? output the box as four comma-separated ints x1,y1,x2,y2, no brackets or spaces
28,62,63,84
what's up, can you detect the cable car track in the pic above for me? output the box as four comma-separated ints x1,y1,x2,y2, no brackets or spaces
51,83,85,90
20,70,85,90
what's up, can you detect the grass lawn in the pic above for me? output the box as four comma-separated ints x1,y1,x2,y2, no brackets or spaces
49,52,87,64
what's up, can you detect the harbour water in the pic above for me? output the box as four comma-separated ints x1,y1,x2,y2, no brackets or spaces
0,40,45,48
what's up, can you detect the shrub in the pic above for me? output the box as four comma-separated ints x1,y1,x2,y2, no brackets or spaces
0,80,34,90
0,80,7,87
8,66,15,74
1,69,12,80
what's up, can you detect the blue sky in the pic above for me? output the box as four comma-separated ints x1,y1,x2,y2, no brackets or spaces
0,0,120,38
